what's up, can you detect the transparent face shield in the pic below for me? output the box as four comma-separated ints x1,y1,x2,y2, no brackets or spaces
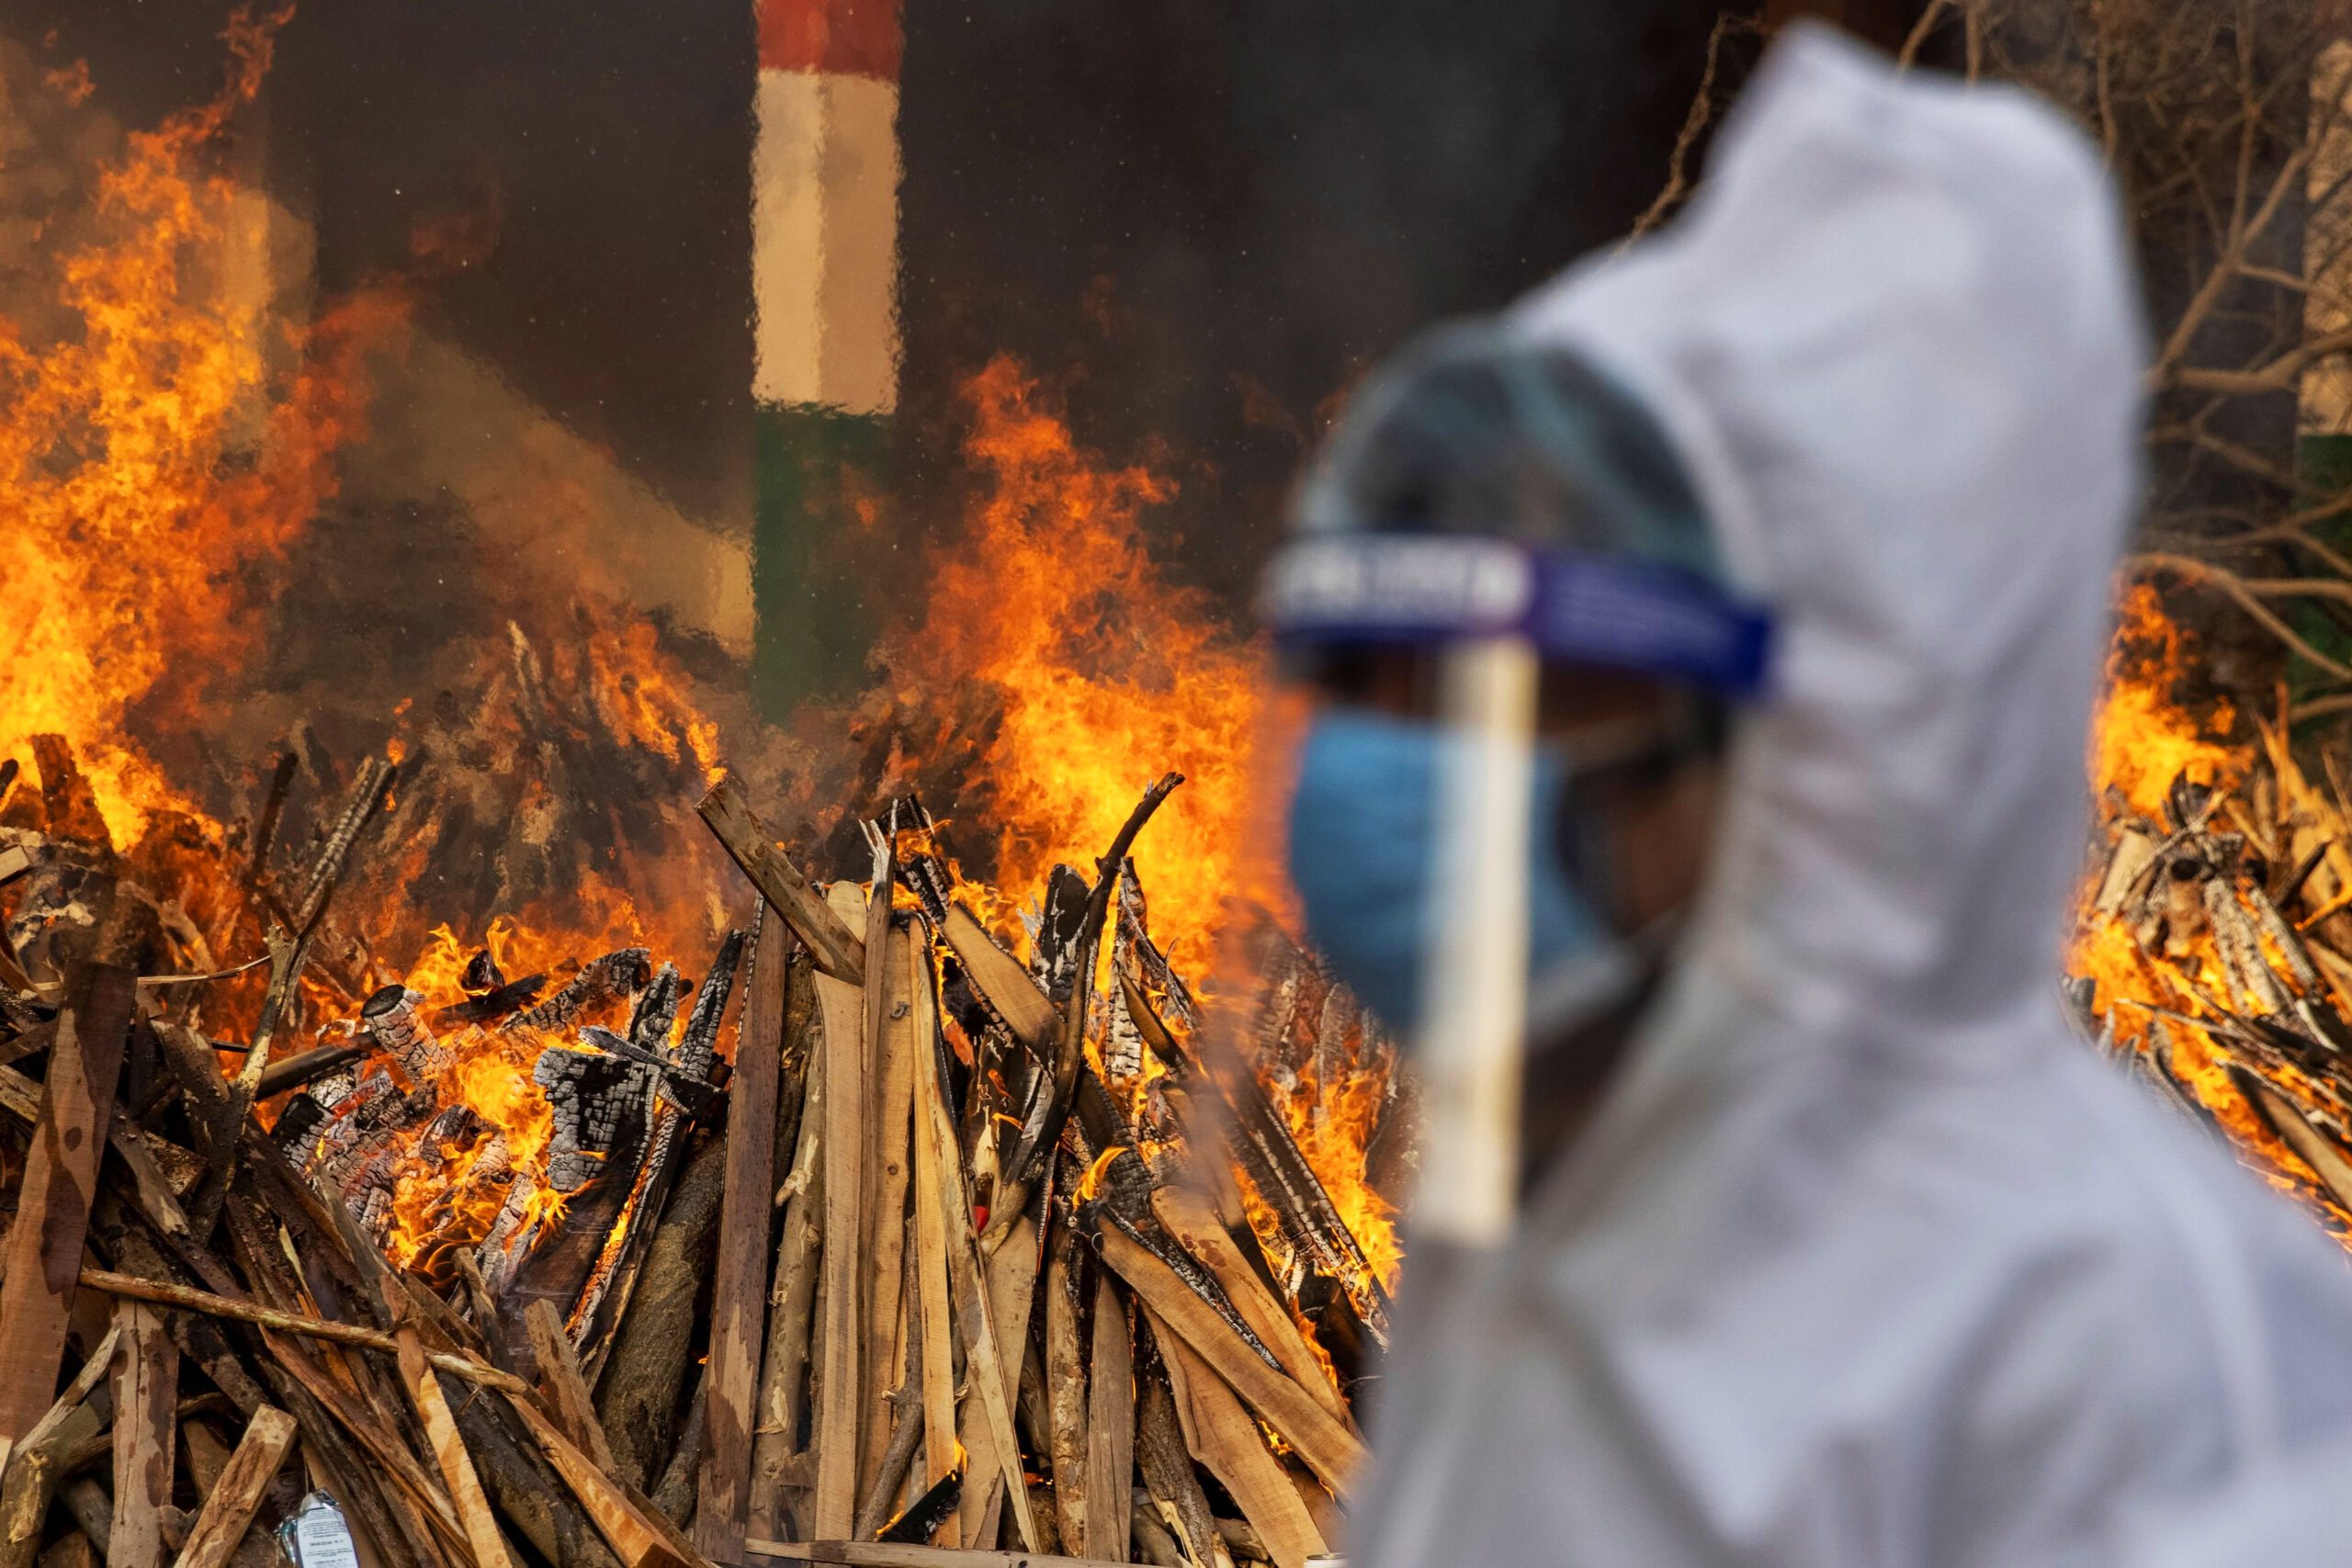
1257,534,1773,1248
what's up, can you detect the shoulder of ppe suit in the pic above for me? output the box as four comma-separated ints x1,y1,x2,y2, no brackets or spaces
1506,23,2144,609
1939,1053,2352,1449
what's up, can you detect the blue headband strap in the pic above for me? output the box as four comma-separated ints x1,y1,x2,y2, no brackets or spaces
1262,536,1774,698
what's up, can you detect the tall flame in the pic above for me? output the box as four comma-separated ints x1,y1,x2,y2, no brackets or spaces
901,357,1289,969
0,9,405,844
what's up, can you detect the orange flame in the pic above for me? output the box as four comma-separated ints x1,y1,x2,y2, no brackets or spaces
0,8,406,844
902,357,1287,970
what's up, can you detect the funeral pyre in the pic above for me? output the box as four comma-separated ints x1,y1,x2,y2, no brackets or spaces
0,16,1408,1567
2071,583,2352,1234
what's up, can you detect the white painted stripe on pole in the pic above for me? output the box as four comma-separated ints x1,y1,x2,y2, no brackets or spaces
754,69,901,415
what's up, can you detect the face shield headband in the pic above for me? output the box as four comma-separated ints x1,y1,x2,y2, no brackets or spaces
1261,534,1775,699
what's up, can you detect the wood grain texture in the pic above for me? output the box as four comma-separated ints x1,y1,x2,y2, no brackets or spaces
110,1300,180,1568
396,1325,515,1568
858,923,918,1499
1154,1323,1327,1568
937,908,1057,1050
166,1404,296,1568
1081,1273,1133,1562
0,960,134,1443
809,972,869,1540
1092,1225,1365,1498
526,1298,619,1478
699,909,791,1561
908,956,959,1546
699,777,865,979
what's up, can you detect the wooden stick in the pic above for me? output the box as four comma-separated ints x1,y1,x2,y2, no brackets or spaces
909,952,960,1546
110,1300,180,1568
1091,1226,1364,1497
76,1269,533,1394
952,1211,1038,1547
751,1041,824,1540
748,1540,1141,1568
396,1325,515,1568
0,959,135,1445
1146,1186,1350,1428
699,777,867,980
1043,1234,1089,1552
810,972,869,1539
1133,1337,1221,1568
165,1405,296,1568
1081,1273,1134,1562
860,923,919,1498
915,1015,1038,1550
526,1299,619,1478
700,907,791,1562
1152,1323,1325,1568
506,1393,705,1568
938,908,1058,1052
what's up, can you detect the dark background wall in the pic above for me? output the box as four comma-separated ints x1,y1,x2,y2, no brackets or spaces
27,0,1922,636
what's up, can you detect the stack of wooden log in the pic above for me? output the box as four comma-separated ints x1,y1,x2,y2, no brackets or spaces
2074,719,2352,1230
0,740,1406,1568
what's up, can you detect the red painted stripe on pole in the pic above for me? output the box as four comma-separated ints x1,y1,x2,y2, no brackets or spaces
760,0,901,81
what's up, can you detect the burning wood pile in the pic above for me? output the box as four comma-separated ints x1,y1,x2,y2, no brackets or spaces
0,734,1406,1568
2071,593,2352,1235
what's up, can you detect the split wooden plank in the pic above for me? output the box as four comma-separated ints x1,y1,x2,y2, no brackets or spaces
1148,1185,1351,1429
750,1038,824,1540
0,959,135,1446
699,907,792,1562
1081,1273,1134,1562
395,1324,514,1568
809,971,870,1540
166,1404,296,1568
938,908,1058,1051
1093,1224,1366,1498
699,776,866,980
526,1299,619,1478
1154,1322,1327,1568
908,953,959,1547
747,1541,1140,1568
507,1393,706,1568
859,922,920,1499
913,996,1039,1551
1043,1233,1089,1551
110,1300,181,1568
952,1212,1039,1546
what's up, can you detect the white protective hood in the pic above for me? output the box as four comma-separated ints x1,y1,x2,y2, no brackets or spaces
1353,25,2352,1568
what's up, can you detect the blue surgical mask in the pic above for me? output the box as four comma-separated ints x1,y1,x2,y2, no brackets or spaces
1285,708,1606,1036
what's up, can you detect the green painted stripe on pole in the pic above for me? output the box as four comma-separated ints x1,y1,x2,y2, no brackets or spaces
755,400,891,713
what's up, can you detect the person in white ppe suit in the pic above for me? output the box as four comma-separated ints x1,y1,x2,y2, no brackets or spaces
1260,23,2352,1566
